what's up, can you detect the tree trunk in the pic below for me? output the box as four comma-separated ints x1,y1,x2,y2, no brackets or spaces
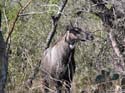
0,8,8,93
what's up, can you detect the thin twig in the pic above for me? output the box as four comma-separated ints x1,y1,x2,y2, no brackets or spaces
19,10,58,16
6,0,32,44
19,4,60,16
3,0,9,33
109,29,125,70
39,4,60,9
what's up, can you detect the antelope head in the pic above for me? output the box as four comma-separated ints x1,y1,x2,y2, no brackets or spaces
65,25,94,44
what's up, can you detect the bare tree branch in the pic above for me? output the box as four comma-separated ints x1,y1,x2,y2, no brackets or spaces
45,0,68,49
39,4,60,9
90,0,114,27
109,29,125,70
6,0,33,45
19,4,61,16
0,0,32,92
3,0,9,33
19,10,57,16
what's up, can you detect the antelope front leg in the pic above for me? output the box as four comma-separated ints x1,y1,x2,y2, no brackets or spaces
55,81,62,93
65,81,71,93
41,78,49,93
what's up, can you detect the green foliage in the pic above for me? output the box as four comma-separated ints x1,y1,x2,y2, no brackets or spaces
0,1,1,6
49,0,59,4
105,3,112,9
1,0,116,93
6,4,20,22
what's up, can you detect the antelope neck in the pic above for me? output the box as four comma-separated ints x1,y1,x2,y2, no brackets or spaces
64,34,76,50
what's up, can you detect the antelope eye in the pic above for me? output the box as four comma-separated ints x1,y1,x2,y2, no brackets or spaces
75,28,79,31
74,28,81,34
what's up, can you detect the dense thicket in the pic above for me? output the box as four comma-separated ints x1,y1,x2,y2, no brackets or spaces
0,0,125,93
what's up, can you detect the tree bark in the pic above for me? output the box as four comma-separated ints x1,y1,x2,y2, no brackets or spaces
0,9,8,93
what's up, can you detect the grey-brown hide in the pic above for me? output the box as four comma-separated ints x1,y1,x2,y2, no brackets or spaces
40,26,93,93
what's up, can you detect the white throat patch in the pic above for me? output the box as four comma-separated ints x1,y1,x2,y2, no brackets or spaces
69,44,75,49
